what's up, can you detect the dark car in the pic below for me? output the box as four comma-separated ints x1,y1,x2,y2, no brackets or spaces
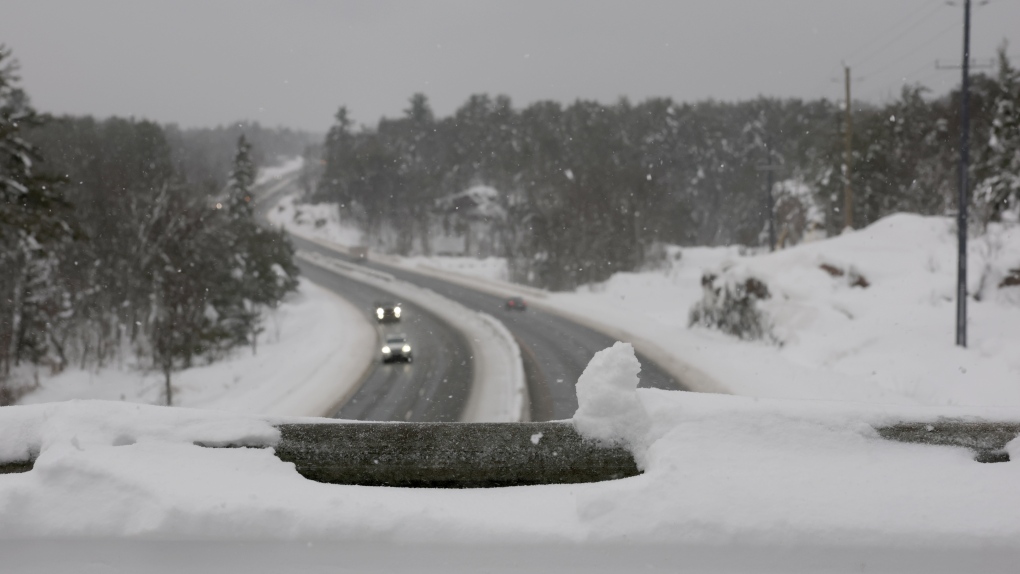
381,334,413,363
375,301,402,323
504,296,527,311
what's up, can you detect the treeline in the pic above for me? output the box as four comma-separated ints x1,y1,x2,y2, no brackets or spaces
313,50,1018,291
0,46,300,404
166,121,318,192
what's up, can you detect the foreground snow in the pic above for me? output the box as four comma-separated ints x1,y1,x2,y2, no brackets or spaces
279,198,1020,408
2,370,1019,569
17,279,375,417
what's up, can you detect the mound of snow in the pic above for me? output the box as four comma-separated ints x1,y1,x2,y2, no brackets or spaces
572,342,652,459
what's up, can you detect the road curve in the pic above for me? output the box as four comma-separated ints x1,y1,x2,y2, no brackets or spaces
291,236,686,421
256,180,473,422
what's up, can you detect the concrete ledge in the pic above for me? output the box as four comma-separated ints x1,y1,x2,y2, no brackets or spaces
1,422,639,487
273,422,639,488
0,460,33,475
876,421,1020,463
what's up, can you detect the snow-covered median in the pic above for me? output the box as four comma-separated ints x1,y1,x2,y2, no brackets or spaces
17,278,376,417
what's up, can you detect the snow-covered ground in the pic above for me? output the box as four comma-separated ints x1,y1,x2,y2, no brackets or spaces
13,159,378,418
17,278,375,418
2,344,1019,572
278,194,1020,408
270,192,364,247
6,183,1019,571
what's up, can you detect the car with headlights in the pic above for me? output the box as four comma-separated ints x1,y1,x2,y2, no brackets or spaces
375,301,402,323
381,334,413,363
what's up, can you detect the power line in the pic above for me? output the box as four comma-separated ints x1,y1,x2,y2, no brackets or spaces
856,0,999,100
848,0,946,70
859,19,960,82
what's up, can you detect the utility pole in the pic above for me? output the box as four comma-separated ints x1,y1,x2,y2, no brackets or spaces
843,65,854,231
956,0,971,348
766,152,776,252
756,138,778,252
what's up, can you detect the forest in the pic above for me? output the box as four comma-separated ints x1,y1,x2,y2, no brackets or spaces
311,49,1018,291
0,46,314,404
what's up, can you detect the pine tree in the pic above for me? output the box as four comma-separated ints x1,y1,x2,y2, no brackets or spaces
0,45,69,397
228,134,256,217
219,135,299,354
975,48,1020,223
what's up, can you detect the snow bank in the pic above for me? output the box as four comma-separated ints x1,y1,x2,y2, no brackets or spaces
2,394,1019,562
298,250,528,422
572,342,651,460
390,214,1020,408
255,156,304,186
268,193,364,248
687,214,1020,406
18,279,376,418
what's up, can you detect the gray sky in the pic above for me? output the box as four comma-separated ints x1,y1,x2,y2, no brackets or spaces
2,0,1019,132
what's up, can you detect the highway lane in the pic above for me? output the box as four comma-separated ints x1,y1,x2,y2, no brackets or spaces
256,180,473,422
291,236,685,421
298,260,473,422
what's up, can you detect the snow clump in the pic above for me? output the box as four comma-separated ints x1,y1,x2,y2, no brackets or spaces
572,342,652,461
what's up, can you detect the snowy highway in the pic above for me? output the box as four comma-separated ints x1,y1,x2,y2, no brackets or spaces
259,177,684,421
255,180,475,422
290,233,685,421
297,258,473,422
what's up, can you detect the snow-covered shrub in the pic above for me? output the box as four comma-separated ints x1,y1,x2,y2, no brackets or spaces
818,263,870,288
688,268,776,343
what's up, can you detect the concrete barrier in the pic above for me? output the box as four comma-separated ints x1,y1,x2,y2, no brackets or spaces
4,420,1016,485
876,421,1020,463
273,422,638,488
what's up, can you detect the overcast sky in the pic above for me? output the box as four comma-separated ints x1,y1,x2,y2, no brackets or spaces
3,0,1019,132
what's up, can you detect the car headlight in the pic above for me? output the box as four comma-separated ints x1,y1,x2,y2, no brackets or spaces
394,306,401,317
402,345,411,352
382,346,391,354
376,308,384,317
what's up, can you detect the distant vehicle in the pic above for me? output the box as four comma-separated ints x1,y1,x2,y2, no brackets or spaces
504,296,527,311
381,334,413,363
349,246,369,263
375,301,402,323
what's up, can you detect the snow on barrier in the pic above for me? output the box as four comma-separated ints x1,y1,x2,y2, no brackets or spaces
4,417,1016,486
297,250,528,423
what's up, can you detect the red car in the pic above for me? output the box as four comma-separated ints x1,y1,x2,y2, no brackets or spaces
504,296,527,311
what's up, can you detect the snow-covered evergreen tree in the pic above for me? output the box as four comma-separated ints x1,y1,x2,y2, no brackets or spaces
975,49,1020,224
0,45,69,397
228,134,256,218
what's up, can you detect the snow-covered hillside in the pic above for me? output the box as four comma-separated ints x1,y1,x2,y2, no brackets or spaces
549,216,1020,406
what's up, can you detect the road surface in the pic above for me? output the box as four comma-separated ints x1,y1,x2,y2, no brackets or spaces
257,183,473,422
